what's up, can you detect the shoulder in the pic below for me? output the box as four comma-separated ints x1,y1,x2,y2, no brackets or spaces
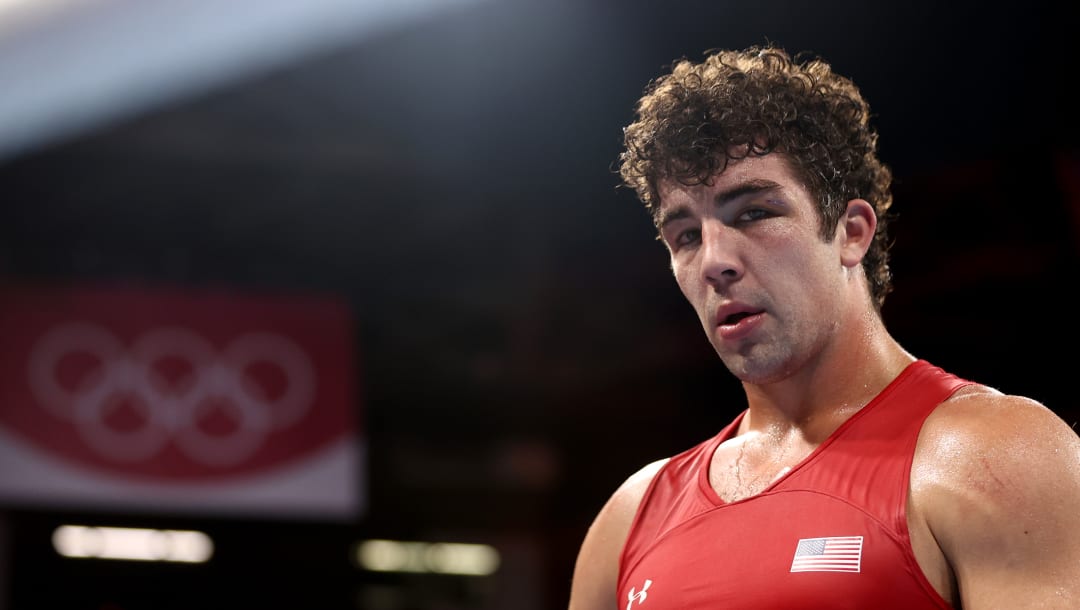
918,383,1079,461
580,457,670,562
911,383,1080,606
914,383,1080,503
568,458,668,610
582,457,670,549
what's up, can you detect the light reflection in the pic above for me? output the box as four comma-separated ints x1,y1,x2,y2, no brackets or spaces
356,539,499,576
52,525,214,563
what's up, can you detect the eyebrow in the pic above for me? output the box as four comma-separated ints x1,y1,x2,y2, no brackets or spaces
657,178,784,230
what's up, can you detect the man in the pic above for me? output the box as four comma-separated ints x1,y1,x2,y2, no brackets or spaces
568,44,1080,609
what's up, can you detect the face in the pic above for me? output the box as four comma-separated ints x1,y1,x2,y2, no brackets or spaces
656,154,857,384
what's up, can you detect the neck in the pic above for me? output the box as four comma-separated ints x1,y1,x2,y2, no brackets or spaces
738,309,915,440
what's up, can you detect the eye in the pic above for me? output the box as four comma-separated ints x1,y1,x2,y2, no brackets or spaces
674,228,701,248
737,208,773,223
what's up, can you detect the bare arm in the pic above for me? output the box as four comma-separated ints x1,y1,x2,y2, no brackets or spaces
915,390,1080,608
567,459,667,610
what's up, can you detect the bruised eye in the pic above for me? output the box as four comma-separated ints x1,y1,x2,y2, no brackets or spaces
738,208,772,222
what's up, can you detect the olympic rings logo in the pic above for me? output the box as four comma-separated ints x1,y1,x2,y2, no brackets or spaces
27,323,316,466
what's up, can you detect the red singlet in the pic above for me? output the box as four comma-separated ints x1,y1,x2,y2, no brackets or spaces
618,360,971,609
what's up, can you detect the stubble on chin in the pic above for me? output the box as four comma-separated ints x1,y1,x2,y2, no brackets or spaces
715,342,797,385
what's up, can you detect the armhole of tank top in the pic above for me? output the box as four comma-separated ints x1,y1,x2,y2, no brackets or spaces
616,456,670,590
894,369,974,530
897,376,976,609
898,375,974,500
618,419,745,585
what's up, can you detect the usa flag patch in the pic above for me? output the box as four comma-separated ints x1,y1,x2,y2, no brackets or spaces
790,536,863,573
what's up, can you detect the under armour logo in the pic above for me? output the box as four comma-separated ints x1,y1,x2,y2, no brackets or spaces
626,579,652,609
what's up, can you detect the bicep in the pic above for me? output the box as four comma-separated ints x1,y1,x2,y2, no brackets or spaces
567,502,623,610
568,459,665,610
925,398,1080,609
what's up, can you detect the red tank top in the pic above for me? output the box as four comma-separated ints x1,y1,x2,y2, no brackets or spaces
618,360,971,610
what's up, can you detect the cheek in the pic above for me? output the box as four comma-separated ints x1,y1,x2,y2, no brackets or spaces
673,270,693,301
771,249,841,309
672,265,707,311
671,261,696,293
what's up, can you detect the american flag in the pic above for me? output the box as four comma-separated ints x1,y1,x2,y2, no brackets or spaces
789,536,863,573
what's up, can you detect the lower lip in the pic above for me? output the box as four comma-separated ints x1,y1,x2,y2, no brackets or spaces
717,312,765,341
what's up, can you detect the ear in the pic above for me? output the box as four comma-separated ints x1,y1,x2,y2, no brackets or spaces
837,199,876,269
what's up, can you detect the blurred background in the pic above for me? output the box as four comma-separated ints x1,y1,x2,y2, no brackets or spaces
0,0,1077,608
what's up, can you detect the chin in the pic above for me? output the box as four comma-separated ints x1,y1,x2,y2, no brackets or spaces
720,349,797,385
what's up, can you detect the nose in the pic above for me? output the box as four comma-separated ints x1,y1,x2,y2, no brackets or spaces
700,221,743,290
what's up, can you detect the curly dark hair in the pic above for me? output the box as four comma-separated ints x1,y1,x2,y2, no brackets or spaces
619,44,895,310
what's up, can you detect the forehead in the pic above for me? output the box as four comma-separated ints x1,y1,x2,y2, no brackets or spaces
656,153,806,211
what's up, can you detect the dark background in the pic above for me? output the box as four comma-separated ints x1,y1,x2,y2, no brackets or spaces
1,0,1077,608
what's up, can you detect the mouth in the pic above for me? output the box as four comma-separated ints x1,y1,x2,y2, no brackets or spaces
721,311,755,326
717,306,764,326
714,307,765,340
